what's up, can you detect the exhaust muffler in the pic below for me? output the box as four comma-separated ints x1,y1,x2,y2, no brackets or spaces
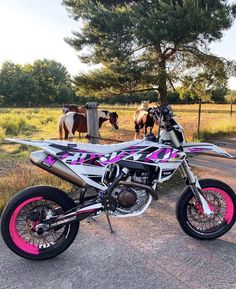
30,151,86,187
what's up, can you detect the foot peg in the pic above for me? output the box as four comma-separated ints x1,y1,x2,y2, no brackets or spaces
86,215,99,223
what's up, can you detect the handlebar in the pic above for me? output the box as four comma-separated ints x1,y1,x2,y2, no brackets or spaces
150,105,173,121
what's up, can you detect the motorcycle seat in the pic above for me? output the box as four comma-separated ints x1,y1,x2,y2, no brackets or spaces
47,139,145,154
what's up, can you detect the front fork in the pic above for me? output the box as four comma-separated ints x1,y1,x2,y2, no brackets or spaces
168,130,213,216
179,159,213,216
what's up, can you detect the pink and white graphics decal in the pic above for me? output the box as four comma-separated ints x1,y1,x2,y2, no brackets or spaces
183,143,232,158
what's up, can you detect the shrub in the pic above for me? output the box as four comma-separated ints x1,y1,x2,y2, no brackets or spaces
2,118,36,136
0,127,5,140
0,162,74,213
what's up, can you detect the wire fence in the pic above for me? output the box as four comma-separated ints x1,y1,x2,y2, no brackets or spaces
0,104,236,144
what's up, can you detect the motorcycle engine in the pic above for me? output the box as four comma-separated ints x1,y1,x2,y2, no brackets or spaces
117,187,137,208
131,171,150,184
104,166,153,216
111,183,150,216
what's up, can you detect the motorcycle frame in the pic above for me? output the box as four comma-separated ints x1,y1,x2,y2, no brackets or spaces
36,134,212,233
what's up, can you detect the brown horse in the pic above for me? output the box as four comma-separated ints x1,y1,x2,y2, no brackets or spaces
134,104,154,139
58,110,119,139
62,104,86,114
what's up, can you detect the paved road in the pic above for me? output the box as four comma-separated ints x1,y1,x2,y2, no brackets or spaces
1,136,236,289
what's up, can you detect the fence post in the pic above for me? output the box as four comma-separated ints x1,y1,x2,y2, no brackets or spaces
230,96,233,118
86,102,99,144
197,98,202,138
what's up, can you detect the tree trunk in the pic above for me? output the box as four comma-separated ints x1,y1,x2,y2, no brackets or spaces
158,60,168,105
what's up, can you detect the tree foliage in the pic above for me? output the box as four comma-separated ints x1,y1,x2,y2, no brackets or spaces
63,0,236,104
0,59,75,106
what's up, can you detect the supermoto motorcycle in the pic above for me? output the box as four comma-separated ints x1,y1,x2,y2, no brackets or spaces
1,105,236,260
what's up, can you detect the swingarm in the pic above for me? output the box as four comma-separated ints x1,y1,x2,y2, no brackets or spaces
35,203,103,234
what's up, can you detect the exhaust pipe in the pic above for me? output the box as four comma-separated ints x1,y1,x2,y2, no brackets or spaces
30,151,86,188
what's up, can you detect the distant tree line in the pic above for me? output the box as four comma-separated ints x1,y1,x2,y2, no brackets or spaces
0,59,234,107
77,88,235,105
0,59,75,106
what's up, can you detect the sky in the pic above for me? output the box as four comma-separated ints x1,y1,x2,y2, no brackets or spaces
0,0,236,88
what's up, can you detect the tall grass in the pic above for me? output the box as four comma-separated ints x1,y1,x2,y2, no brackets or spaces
100,107,236,142
0,127,5,140
193,116,236,141
0,105,236,143
0,161,74,213
0,108,61,141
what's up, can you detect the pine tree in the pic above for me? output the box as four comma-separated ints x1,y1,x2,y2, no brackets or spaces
63,0,236,104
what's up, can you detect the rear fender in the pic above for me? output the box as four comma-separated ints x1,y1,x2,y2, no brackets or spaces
5,138,48,148
5,138,60,156
182,143,232,158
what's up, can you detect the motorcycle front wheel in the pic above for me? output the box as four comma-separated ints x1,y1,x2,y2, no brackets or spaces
176,179,236,240
1,186,79,260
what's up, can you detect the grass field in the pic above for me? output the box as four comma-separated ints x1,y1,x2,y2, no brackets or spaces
0,103,235,143
0,104,236,212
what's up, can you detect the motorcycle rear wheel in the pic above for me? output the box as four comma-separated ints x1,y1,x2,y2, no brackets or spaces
1,186,79,260
176,179,236,240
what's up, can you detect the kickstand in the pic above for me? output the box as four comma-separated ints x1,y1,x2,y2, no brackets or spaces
105,211,115,233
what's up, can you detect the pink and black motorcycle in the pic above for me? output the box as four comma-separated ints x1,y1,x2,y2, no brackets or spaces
1,105,236,260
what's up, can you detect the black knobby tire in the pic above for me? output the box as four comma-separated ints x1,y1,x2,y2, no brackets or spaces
1,186,79,260
176,179,236,240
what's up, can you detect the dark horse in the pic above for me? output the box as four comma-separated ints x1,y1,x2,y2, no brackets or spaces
134,107,155,139
58,110,119,139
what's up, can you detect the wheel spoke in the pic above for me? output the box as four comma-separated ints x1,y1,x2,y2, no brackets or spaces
187,189,230,232
14,199,68,251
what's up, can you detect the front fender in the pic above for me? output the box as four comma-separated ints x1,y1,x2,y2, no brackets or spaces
182,142,233,158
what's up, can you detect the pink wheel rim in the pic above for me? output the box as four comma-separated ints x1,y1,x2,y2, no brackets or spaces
9,197,43,255
202,187,234,224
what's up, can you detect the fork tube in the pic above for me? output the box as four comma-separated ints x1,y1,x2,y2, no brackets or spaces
168,130,182,149
166,115,213,215
178,150,213,215
179,159,213,215
179,163,188,179
168,129,196,183
168,130,198,187
180,159,196,185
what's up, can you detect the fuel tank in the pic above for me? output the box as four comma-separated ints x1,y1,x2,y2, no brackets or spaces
30,150,86,187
